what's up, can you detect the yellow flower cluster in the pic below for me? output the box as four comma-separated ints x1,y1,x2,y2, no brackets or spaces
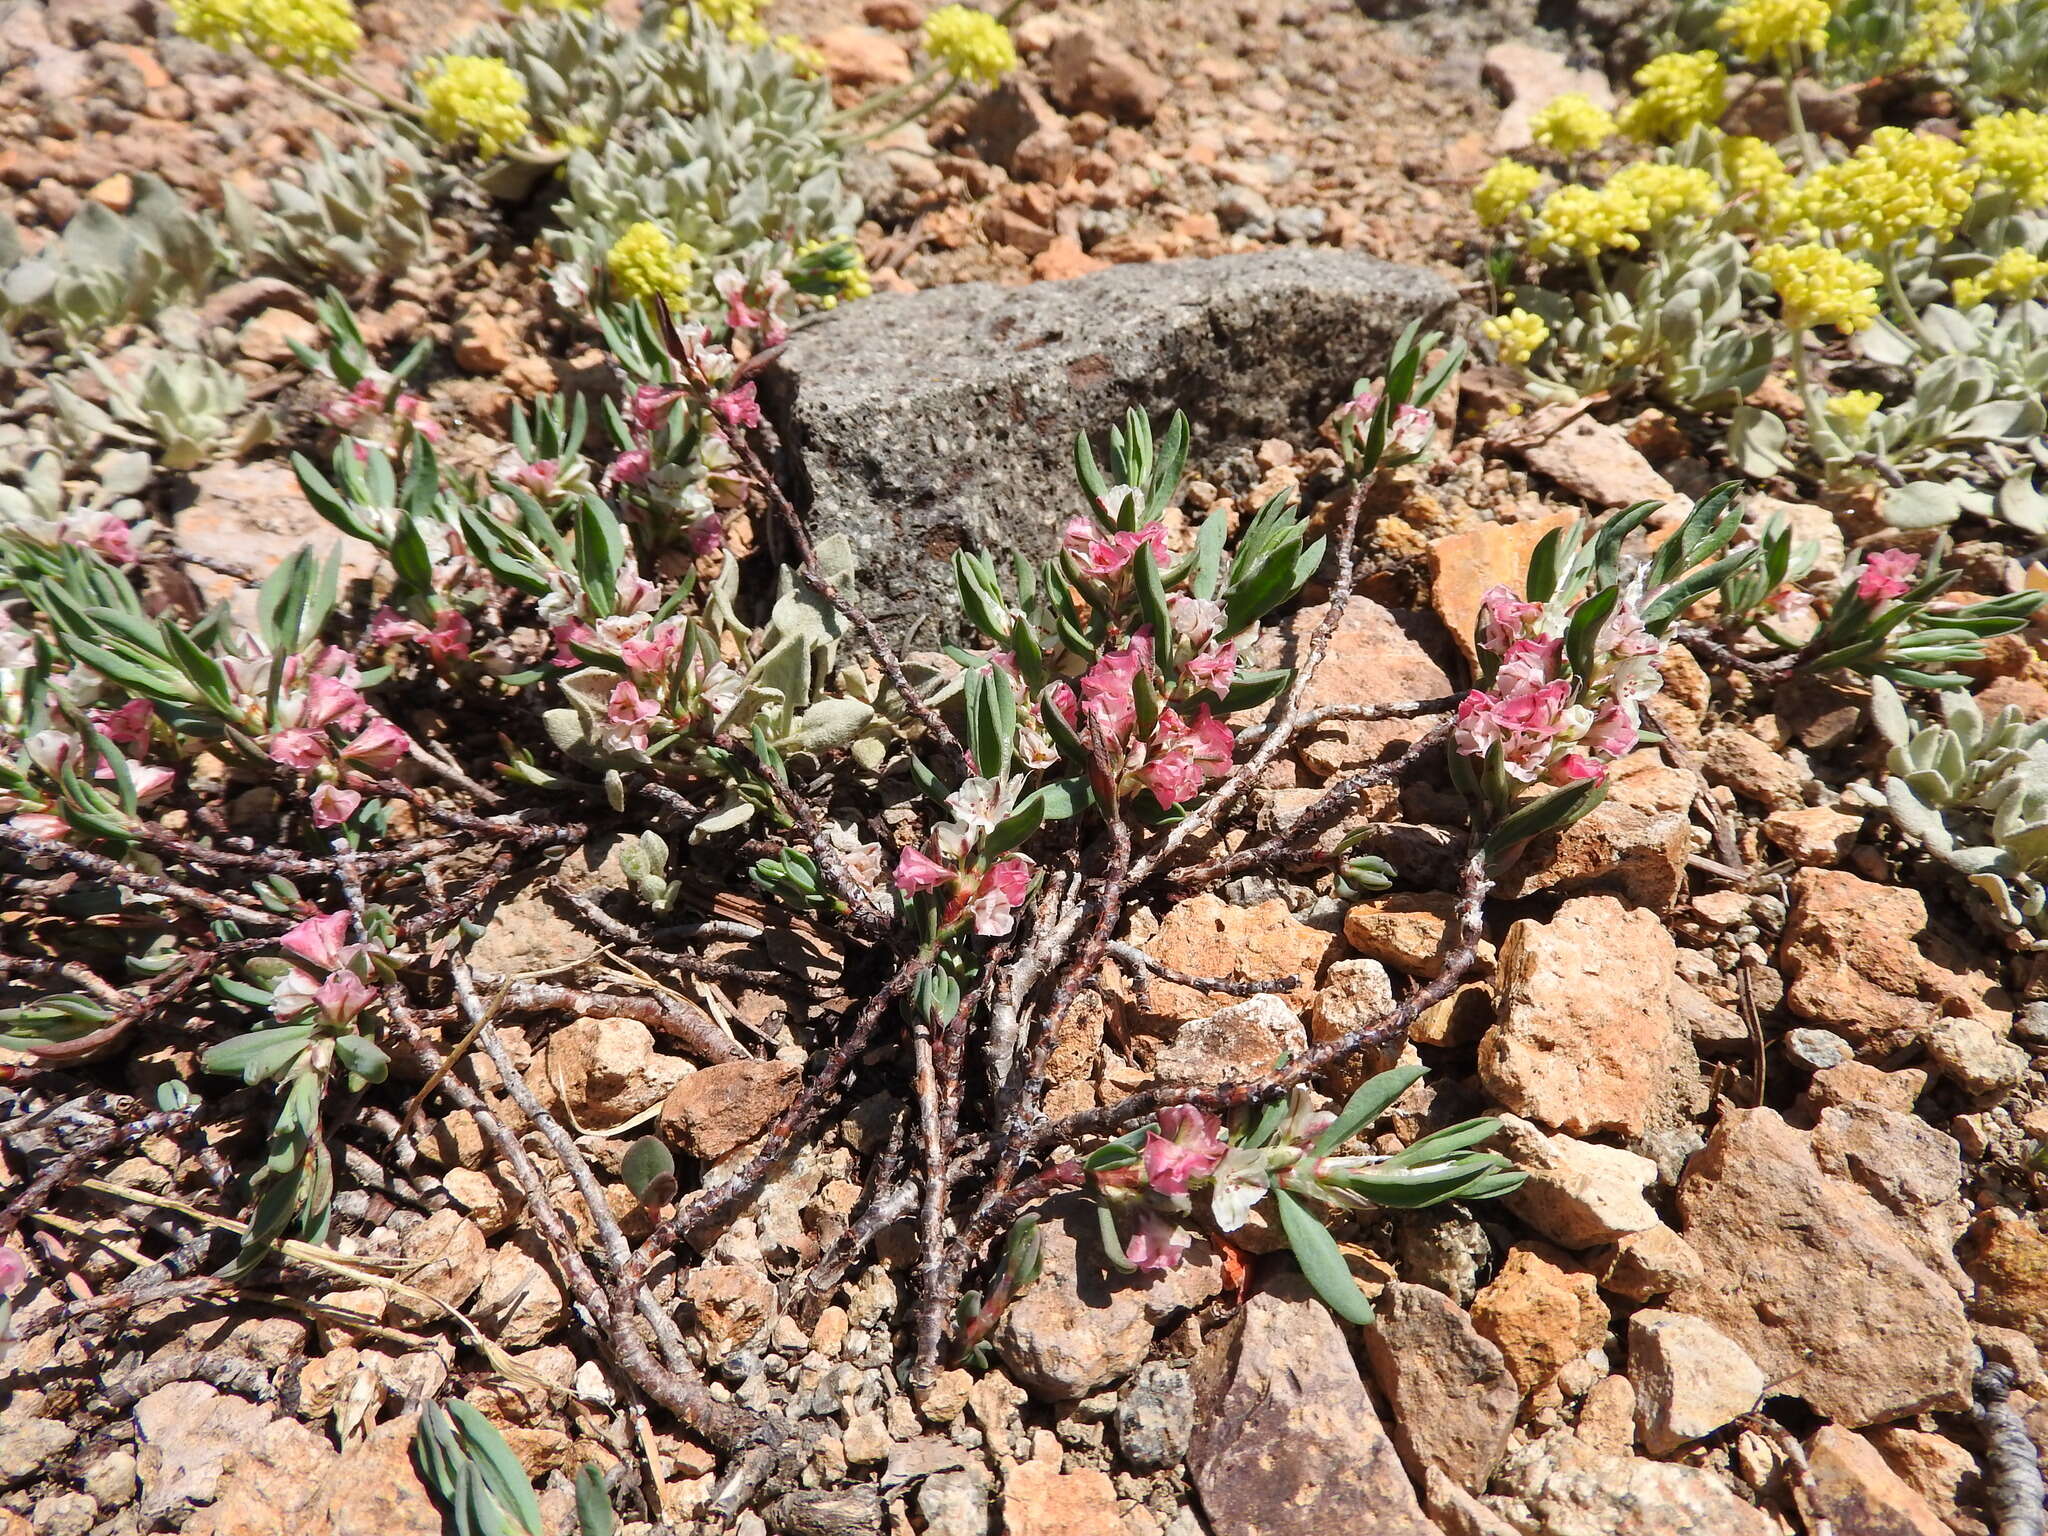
1824,389,1882,428
775,33,826,76
1483,308,1550,366
1900,0,1968,64
1530,183,1649,261
1719,133,1794,214
1607,162,1722,225
1954,247,2048,308
608,223,697,302
682,0,770,45
505,0,599,9
921,5,1017,88
419,55,532,160
1530,93,1615,156
1717,0,1835,61
171,0,361,74
1793,126,1978,250
1617,51,1726,143
797,239,873,307
1966,110,2048,207
1752,242,1882,333
1473,159,1546,227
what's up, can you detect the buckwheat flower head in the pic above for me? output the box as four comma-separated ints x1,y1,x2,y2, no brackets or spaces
1530,93,1615,156
1617,51,1726,142
1473,159,1546,227
1719,133,1794,214
693,0,761,32
1953,247,2048,309
607,222,696,302
775,32,826,76
1900,0,1967,64
418,55,531,160
1483,307,1550,366
1824,389,1882,428
1752,241,1882,333
921,4,1017,87
1965,110,2048,206
1530,183,1651,261
797,238,872,307
1606,161,1722,225
172,0,362,73
1794,126,1979,250
1717,0,1835,61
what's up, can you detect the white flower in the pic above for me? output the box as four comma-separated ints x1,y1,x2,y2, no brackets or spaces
1209,1144,1282,1232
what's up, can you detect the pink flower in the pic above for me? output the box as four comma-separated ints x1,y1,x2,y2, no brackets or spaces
712,381,763,430
1857,549,1920,604
369,608,427,646
1079,643,1150,739
1479,586,1544,656
300,676,366,731
621,626,681,678
1184,706,1233,771
1583,701,1638,759
312,969,377,1026
1453,690,1503,756
395,392,443,443
1335,381,1384,427
718,269,766,334
1123,1210,1192,1274
1549,752,1607,784
339,717,413,775
89,699,155,749
1490,678,1571,739
686,512,726,556
966,858,1032,934
281,911,353,972
420,609,472,664
603,680,659,753
1494,636,1561,695
606,447,653,486
1138,746,1204,808
1387,402,1436,459
125,764,176,803
81,512,137,564
0,1245,26,1296
551,619,597,666
1183,640,1237,695
1142,1105,1227,1195
894,845,953,895
310,784,363,827
267,728,332,771
10,811,71,842
1599,597,1660,658
1069,522,1169,581
322,378,383,430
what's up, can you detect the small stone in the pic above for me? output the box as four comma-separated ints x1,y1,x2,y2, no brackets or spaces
86,171,133,210
1490,1428,1778,1535
1763,805,1863,865
919,1467,992,1536
1962,1209,2048,1355
134,1382,274,1519
1115,1362,1192,1472
1001,1461,1125,1536
1363,1282,1518,1493
1785,1028,1853,1071
842,1411,891,1466
1799,1427,1951,1536
1500,752,1694,913
1628,1310,1766,1455
1133,893,1338,1029
659,1058,800,1162
1252,598,1458,780
1470,1245,1606,1398
1494,1117,1662,1249
1500,403,1680,509
1190,1281,1439,1535
443,1166,520,1235
1216,184,1274,238
961,78,1075,184
31,1492,95,1536
1275,206,1327,243
472,1245,565,1349
0,1419,77,1489
681,1264,777,1361
1044,27,1166,123
453,310,516,374
1805,1061,1929,1114
1595,1225,1704,1302
1342,891,1458,977
1150,993,1305,1086
80,1448,139,1508
526,1016,691,1134
1030,238,1107,281
1702,727,1807,809
385,1210,489,1327
175,461,380,612
237,306,320,365
1480,894,1691,1138
818,26,912,86
1925,1015,2029,1098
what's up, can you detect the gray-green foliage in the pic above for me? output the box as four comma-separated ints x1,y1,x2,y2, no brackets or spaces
226,133,441,284
549,27,856,309
52,350,272,472
1866,674,2048,947
458,3,683,149
0,175,219,341
0,447,149,547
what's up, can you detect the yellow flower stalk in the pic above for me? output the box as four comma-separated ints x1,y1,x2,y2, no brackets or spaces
1530,93,1615,156
1752,242,1882,334
1472,160,1547,228
1617,51,1726,143
418,55,532,160
921,5,1017,87
607,223,697,302
1529,183,1651,262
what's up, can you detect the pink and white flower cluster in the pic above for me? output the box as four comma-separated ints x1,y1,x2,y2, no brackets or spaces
1,726,176,843
1856,549,1919,604
229,644,412,821
1451,583,1662,787
321,375,443,443
892,776,1038,937
1061,510,1165,583
1048,637,1237,810
603,324,753,557
269,911,380,1031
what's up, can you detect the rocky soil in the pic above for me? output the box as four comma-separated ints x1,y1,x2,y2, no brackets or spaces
4,1,2048,1536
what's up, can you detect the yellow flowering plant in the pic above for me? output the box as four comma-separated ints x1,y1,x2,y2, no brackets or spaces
418,55,533,160
920,4,1018,87
171,0,362,74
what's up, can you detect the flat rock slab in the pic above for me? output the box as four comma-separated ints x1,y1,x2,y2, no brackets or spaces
761,250,1457,640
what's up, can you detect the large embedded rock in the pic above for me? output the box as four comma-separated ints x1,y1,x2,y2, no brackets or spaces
1190,1281,1443,1536
1363,1282,1520,1494
1667,1108,1974,1426
760,251,1455,640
